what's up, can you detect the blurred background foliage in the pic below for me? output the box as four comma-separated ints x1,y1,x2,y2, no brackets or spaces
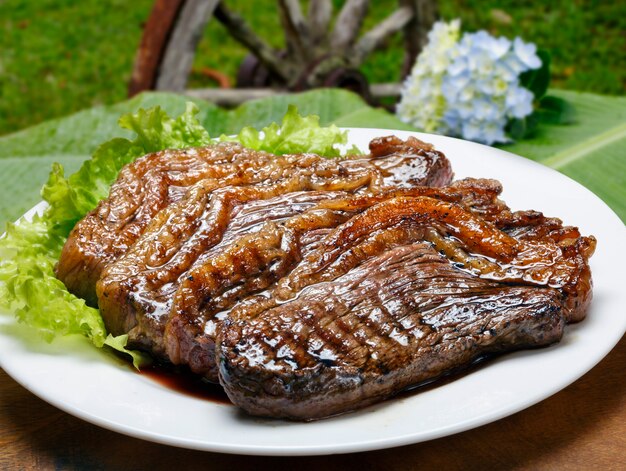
1,0,624,136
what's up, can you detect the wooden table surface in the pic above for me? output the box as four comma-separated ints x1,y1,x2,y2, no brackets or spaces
1,335,624,471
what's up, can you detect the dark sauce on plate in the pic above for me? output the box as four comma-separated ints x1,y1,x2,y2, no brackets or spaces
134,354,496,409
137,363,230,404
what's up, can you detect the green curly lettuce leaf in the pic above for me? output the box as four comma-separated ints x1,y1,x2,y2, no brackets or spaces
42,102,211,235
0,214,149,365
223,104,355,157
0,102,353,368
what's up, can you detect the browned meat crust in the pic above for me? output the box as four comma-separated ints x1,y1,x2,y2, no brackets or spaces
95,136,453,359
60,136,451,306
165,178,518,379
217,196,595,420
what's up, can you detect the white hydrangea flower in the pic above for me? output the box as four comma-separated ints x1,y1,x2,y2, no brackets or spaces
397,20,542,145
396,20,461,133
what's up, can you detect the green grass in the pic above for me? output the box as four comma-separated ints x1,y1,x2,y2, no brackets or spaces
0,0,153,135
1,0,624,136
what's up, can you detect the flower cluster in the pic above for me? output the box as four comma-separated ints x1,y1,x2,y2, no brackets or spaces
396,20,461,134
397,21,542,145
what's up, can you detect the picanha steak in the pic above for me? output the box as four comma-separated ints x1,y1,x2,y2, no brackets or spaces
54,134,596,421
95,136,452,359
217,195,595,419
58,136,451,306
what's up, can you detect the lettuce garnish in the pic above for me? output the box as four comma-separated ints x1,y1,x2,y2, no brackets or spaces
224,105,352,157
0,103,351,367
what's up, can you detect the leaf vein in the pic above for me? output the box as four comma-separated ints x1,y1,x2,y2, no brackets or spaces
543,121,626,169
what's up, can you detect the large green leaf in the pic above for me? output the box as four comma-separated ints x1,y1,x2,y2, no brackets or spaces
504,90,626,221
0,88,624,225
0,89,412,224
214,89,416,135
0,155,85,223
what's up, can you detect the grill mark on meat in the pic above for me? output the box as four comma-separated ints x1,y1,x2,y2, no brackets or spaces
216,196,594,419
164,206,361,375
96,137,453,363
61,136,452,306
267,197,593,322
165,179,554,380
99,188,347,357
218,242,568,420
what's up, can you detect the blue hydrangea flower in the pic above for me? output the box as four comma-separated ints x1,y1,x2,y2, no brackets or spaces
397,21,542,145
514,37,542,69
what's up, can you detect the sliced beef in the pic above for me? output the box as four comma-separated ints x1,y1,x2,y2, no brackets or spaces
96,136,452,358
57,131,596,421
59,136,451,305
217,196,595,420
98,188,348,358
57,142,285,305
164,178,557,380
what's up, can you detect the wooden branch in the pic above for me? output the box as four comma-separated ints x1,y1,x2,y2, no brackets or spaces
331,0,369,52
400,0,439,77
155,0,220,91
184,88,285,106
303,55,350,88
278,0,312,62
371,82,401,97
280,0,307,26
307,0,333,48
184,83,401,106
214,2,293,81
350,6,413,66
128,0,185,95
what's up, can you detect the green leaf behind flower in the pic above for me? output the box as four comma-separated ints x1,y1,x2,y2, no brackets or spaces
521,49,551,100
505,89,626,220
536,95,577,125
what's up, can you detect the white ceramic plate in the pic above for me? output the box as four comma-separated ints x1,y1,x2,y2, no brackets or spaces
1,128,625,456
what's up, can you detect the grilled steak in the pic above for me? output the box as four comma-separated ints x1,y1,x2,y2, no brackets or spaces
59,136,451,306
165,178,521,379
57,142,283,305
54,131,596,421
217,196,595,420
96,136,453,358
